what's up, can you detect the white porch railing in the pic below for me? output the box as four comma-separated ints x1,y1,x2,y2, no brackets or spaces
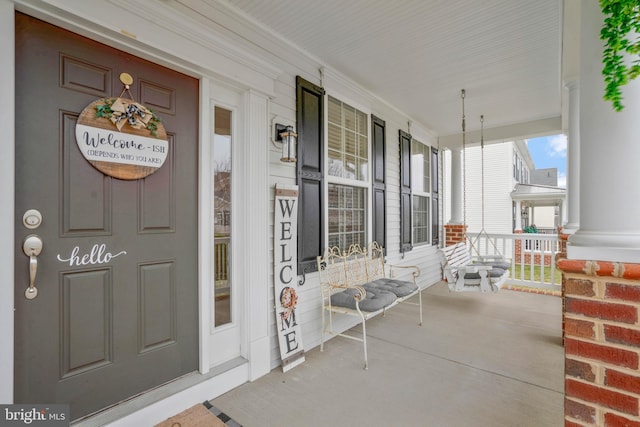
465,232,561,290
214,236,230,296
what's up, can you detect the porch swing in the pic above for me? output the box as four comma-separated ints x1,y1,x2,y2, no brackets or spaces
440,89,510,293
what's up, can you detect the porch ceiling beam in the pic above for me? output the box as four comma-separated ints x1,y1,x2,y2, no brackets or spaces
438,116,562,149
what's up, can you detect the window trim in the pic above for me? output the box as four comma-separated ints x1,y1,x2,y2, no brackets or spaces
323,93,372,249
431,147,440,246
410,138,432,247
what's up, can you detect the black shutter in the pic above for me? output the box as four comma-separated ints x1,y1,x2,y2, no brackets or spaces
371,115,387,252
296,76,325,275
399,129,413,253
431,147,440,246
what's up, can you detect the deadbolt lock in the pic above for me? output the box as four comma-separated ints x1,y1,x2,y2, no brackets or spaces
23,209,43,230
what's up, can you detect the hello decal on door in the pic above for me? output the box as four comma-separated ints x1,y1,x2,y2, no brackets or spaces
74,73,169,180
57,244,127,267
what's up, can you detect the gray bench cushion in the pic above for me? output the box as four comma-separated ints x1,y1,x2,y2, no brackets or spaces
365,278,418,298
464,267,506,280
331,287,397,312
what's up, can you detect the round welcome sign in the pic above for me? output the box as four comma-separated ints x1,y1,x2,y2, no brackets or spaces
75,97,168,180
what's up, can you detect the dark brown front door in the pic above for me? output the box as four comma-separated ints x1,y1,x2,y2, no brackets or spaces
14,13,199,420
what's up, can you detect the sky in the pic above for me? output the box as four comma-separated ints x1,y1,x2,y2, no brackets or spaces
526,134,567,188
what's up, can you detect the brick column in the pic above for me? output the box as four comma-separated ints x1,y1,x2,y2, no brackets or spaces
556,230,569,345
514,229,523,261
444,224,467,246
557,226,569,257
558,255,640,426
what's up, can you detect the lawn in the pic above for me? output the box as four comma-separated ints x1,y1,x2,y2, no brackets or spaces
510,263,562,284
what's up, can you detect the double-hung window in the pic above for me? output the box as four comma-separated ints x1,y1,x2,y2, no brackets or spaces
327,96,369,249
400,132,440,250
296,77,377,274
298,76,432,272
411,140,431,246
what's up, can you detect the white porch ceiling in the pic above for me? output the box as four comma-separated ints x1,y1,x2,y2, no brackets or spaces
217,0,564,143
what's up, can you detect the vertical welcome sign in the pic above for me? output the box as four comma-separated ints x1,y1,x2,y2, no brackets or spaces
274,184,305,372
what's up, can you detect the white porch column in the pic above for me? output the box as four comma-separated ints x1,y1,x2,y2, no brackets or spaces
530,207,535,227
449,147,464,224
514,200,522,231
244,90,271,380
567,1,640,262
563,79,580,234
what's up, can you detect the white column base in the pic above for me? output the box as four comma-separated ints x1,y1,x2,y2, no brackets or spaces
561,223,579,235
567,231,640,263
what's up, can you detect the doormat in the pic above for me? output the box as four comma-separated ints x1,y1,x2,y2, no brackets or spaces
154,402,242,427
203,401,242,427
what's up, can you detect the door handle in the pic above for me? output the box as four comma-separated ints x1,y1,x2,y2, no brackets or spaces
23,234,43,300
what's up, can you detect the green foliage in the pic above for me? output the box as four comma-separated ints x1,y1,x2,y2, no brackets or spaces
95,98,114,118
94,98,162,137
600,0,640,111
146,109,162,138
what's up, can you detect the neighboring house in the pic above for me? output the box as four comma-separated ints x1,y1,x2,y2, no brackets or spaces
513,158,566,233
443,139,565,269
444,139,537,235
444,139,566,236
523,168,564,231
531,167,558,186
513,183,566,232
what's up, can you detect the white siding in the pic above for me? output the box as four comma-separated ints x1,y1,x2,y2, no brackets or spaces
260,39,443,369
461,142,515,235
266,85,443,368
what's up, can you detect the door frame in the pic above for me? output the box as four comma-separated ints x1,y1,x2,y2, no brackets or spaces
206,83,246,367
2,0,275,423
0,0,16,405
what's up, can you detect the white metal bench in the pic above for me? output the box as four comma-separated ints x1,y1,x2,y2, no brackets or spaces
316,242,421,369
439,242,509,293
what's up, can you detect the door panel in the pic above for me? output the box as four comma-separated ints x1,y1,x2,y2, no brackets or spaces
62,269,112,378
139,261,176,352
139,135,176,232
62,112,113,235
14,13,199,420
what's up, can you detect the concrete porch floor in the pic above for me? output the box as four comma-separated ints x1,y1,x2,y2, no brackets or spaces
210,282,564,427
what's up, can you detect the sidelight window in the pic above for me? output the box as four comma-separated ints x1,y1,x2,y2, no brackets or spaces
213,106,232,327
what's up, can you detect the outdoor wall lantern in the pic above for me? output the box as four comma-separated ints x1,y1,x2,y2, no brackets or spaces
274,123,297,163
